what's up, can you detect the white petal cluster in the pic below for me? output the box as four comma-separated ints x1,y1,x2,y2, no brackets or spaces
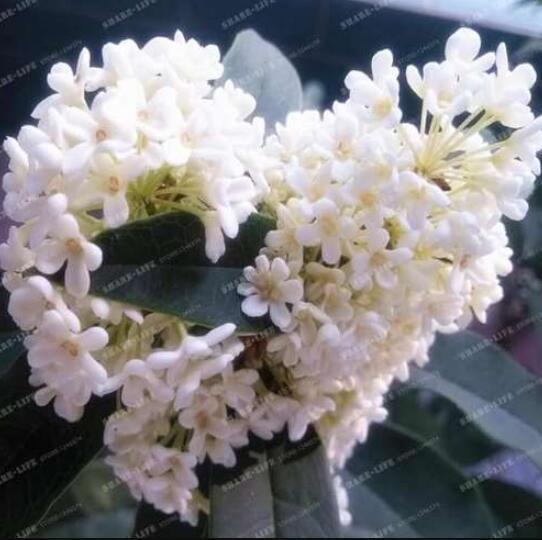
0,30,266,525
240,28,542,468
2,30,265,269
1,28,539,527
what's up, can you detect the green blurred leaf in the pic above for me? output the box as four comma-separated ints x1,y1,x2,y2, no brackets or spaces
86,211,275,333
132,503,206,539
69,457,134,515
480,480,542,539
0,359,116,538
36,508,135,539
221,29,303,131
410,331,542,470
387,389,502,466
344,423,497,538
266,432,341,537
209,430,341,538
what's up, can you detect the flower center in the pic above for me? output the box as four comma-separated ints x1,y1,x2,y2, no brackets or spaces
359,191,376,207
370,252,387,267
336,141,352,160
374,96,393,118
258,275,282,302
195,410,211,431
61,340,79,357
96,129,107,142
375,163,392,180
65,238,83,255
320,215,339,237
108,176,121,194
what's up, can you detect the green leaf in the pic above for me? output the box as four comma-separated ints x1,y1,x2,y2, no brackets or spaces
266,432,341,537
221,29,303,131
36,509,136,539
210,443,275,538
68,456,135,514
341,474,420,538
88,211,275,333
344,423,497,538
480,480,542,539
132,503,207,539
209,431,341,538
410,330,542,470
387,389,502,467
519,206,542,267
0,358,116,538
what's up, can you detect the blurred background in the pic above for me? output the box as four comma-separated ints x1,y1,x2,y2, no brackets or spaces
1,0,542,537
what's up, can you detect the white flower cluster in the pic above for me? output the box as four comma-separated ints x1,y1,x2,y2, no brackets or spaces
1,28,540,526
239,28,542,468
0,31,266,524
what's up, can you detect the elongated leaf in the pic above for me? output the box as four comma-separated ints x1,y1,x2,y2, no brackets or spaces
132,503,206,539
0,358,115,538
387,389,501,467
210,443,275,538
221,29,303,131
209,431,341,539
87,211,275,333
341,474,420,538
345,423,497,538
267,433,341,537
36,509,136,539
410,331,542,470
480,480,542,538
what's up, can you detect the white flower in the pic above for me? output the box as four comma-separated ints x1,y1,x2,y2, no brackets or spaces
345,49,401,127
351,233,412,289
444,28,495,76
264,202,304,262
90,297,143,325
406,61,471,117
147,323,237,369
28,193,68,250
239,255,303,328
295,198,357,265
0,226,34,272
147,324,240,409
145,445,199,491
8,275,80,331
105,359,174,406
82,153,145,227
178,394,240,467
396,171,449,229
477,43,536,128
2,27,540,525
34,383,90,422
34,214,102,298
26,310,108,389
210,365,259,415
32,48,100,118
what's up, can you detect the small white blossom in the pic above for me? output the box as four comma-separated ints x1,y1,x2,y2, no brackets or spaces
239,255,303,328
34,214,102,298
